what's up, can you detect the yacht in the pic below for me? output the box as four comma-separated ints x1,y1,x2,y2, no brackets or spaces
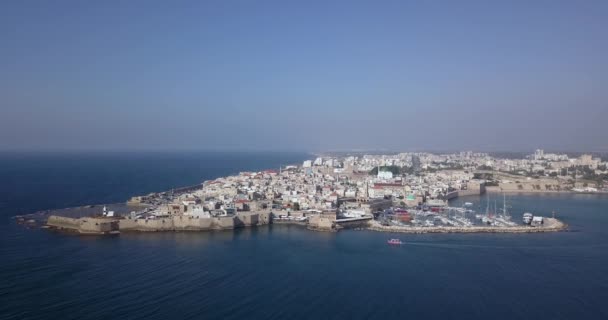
523,213,533,225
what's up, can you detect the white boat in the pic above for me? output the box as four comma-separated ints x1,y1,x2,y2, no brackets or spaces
523,213,533,225
481,216,491,225
453,216,472,227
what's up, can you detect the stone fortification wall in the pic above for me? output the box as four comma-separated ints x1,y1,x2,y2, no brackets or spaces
47,216,118,234
234,211,270,227
119,216,216,231
118,211,269,232
47,216,80,229
308,215,336,231
496,181,565,192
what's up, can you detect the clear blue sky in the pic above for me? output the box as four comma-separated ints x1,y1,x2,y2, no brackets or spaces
1,0,607,152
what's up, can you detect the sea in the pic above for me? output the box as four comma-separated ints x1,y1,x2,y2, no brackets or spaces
1,151,607,320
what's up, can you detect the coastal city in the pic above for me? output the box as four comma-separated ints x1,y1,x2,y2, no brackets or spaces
5,2,608,319
36,149,608,235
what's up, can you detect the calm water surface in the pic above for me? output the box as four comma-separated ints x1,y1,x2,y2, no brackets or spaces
1,152,607,319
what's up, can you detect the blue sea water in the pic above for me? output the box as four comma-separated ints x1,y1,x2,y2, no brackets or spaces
1,152,608,320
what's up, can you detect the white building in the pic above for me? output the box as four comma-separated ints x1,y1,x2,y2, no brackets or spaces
185,205,210,219
378,170,393,180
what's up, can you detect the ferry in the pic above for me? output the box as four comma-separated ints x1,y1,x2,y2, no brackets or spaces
387,239,403,245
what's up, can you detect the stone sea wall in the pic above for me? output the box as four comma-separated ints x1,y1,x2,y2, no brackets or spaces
47,216,119,234
46,211,271,234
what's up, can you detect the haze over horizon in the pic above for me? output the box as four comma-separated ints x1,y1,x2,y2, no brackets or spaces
1,1,607,152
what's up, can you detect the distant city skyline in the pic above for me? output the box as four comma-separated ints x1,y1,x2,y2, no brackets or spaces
1,1,607,152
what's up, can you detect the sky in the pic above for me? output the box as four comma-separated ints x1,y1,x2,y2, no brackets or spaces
1,0,607,152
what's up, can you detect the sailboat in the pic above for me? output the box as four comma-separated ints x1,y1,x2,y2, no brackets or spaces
480,193,492,225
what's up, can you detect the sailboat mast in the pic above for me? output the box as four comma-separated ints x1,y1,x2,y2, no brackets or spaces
486,193,489,216
503,193,507,217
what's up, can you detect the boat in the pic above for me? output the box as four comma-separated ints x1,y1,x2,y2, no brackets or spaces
464,202,474,207
387,239,403,245
523,213,533,225
481,216,491,225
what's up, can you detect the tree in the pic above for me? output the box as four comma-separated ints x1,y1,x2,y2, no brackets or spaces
369,165,401,176
401,166,415,175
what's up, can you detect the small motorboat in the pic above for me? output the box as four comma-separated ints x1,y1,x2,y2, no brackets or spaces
387,239,403,245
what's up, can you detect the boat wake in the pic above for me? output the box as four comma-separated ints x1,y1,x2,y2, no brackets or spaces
402,242,608,250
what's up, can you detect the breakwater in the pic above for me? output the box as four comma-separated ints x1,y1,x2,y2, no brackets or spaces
367,218,567,234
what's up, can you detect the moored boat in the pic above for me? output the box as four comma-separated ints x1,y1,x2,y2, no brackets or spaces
523,213,533,225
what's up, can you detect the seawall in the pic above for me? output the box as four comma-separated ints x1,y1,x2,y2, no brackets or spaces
47,216,119,235
46,211,271,234
367,218,567,234
119,211,270,232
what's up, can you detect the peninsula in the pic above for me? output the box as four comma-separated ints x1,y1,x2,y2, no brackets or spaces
23,149,605,235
